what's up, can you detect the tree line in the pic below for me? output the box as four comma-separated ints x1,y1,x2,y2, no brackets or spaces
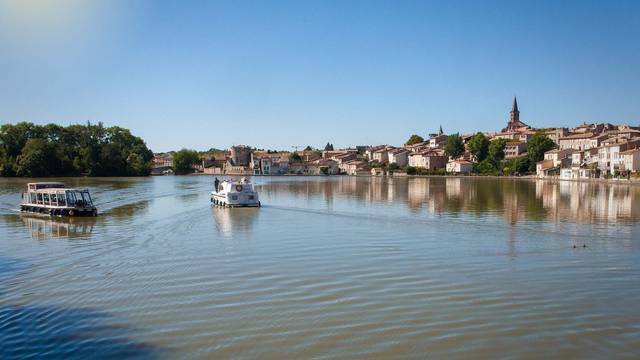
0,122,154,177
465,132,554,175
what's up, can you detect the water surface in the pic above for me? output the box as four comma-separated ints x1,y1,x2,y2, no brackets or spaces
1,176,639,359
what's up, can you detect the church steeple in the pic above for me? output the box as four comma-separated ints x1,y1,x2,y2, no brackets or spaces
502,96,528,132
510,96,520,124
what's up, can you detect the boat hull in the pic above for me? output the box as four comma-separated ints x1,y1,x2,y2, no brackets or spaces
20,204,98,217
211,193,261,208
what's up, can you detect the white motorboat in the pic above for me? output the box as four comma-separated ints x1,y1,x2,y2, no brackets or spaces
211,177,261,207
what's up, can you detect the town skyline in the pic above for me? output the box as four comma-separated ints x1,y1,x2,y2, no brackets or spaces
149,107,639,180
1,1,639,152
4,96,638,154
153,97,635,153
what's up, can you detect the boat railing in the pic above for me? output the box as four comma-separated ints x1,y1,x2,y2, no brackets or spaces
23,190,78,208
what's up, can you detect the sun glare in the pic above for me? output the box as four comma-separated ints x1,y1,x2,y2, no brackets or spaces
0,0,123,45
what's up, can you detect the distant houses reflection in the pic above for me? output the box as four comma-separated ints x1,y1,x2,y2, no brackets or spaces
262,178,640,224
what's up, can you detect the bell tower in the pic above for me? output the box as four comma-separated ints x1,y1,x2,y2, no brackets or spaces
502,96,528,132
510,96,520,124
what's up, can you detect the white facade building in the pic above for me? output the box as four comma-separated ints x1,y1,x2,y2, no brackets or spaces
620,148,640,173
388,149,409,168
446,160,473,174
544,148,574,167
408,151,448,170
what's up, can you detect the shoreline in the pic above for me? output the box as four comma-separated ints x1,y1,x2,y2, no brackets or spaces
4,173,637,186
186,172,640,185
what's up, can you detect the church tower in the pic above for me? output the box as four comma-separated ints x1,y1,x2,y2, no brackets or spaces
510,97,520,124
502,96,528,132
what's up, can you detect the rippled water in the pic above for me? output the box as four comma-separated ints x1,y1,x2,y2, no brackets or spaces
1,176,639,359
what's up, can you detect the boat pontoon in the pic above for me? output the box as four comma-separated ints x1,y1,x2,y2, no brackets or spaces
20,182,98,217
211,177,261,208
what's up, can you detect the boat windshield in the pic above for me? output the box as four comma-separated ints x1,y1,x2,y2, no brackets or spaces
66,190,93,207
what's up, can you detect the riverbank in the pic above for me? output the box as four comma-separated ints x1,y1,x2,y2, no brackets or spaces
389,174,640,185
19,171,633,187
186,172,640,185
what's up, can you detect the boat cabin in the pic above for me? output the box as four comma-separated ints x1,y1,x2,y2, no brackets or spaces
211,178,261,207
21,182,98,216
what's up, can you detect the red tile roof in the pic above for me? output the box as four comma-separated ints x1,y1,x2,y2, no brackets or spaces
559,132,599,140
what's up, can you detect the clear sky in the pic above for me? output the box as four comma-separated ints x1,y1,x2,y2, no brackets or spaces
1,0,638,152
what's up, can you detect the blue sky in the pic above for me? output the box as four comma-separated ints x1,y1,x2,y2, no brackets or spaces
1,0,638,152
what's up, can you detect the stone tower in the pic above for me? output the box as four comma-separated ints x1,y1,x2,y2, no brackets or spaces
510,97,520,124
502,96,528,132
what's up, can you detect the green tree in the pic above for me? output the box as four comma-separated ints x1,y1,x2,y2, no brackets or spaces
467,133,490,162
0,122,154,177
96,143,126,176
15,139,56,177
290,152,302,162
488,138,508,165
324,142,334,151
475,159,497,175
127,153,151,176
77,146,97,175
406,166,417,175
172,149,200,175
444,133,465,159
527,132,555,171
0,122,42,159
503,157,530,175
304,145,313,151
0,147,10,176
405,134,424,146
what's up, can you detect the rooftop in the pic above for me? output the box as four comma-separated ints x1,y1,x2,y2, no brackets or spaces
412,149,445,156
544,148,573,154
536,159,554,169
620,148,640,155
448,160,473,165
404,141,429,148
389,148,408,154
559,132,602,140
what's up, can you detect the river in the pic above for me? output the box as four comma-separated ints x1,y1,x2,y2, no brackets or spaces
1,176,639,359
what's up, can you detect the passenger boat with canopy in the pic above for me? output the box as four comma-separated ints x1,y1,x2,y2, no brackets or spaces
20,182,98,217
211,177,261,207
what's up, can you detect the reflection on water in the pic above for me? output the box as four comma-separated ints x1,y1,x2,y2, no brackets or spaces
1,176,639,359
211,207,259,237
108,200,151,219
0,305,161,359
262,177,640,224
20,215,97,240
